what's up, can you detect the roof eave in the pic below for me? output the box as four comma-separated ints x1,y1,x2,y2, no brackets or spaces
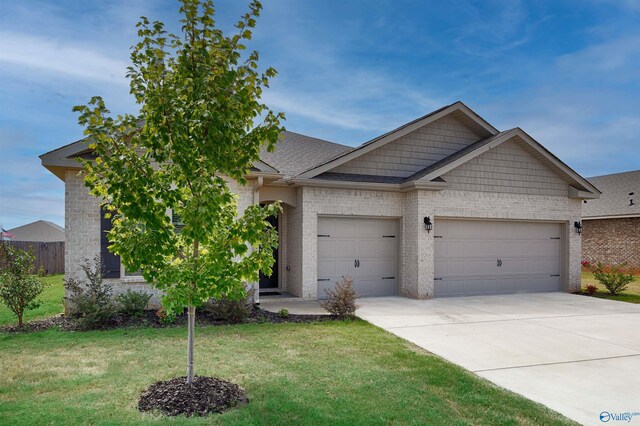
287,177,449,192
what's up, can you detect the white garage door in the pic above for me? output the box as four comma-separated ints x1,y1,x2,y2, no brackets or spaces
434,219,563,297
317,217,398,299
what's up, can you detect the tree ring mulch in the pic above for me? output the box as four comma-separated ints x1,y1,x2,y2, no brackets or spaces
138,376,248,417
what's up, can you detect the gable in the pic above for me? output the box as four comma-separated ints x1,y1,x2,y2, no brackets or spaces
328,115,484,178
441,136,570,196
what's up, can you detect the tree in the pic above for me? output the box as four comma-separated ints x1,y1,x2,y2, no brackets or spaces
73,0,284,383
0,244,46,326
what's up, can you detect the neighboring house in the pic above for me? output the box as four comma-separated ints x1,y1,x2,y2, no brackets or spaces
8,220,65,242
582,170,640,268
40,101,599,305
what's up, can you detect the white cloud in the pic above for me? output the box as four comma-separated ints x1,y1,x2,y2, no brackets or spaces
0,32,129,84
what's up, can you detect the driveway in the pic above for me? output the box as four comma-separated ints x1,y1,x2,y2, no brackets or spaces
357,293,640,426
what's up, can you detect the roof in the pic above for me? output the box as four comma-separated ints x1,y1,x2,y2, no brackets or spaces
8,220,65,242
259,131,351,178
41,130,350,181
583,170,640,219
296,101,499,179
40,102,598,198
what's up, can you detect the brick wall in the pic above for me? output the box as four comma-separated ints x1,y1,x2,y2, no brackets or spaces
582,217,640,268
64,170,256,310
294,186,582,298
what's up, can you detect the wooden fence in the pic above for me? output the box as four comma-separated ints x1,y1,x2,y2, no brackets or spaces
1,241,65,275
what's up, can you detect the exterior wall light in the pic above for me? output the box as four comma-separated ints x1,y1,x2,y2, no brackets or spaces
574,221,583,235
424,216,433,233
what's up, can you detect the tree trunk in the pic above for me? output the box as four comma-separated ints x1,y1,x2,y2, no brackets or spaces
186,305,196,384
17,311,23,327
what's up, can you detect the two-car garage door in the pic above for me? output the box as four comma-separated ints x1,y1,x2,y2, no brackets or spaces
317,217,398,298
434,219,563,297
316,216,563,299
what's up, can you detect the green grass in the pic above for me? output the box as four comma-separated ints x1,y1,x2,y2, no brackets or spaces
581,270,640,304
0,274,65,326
0,321,575,425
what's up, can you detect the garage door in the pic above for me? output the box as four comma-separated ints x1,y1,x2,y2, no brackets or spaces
434,219,562,297
317,217,398,299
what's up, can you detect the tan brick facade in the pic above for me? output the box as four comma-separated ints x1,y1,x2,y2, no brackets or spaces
582,217,640,268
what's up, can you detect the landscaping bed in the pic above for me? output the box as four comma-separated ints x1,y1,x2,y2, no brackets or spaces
138,376,248,417
0,306,335,333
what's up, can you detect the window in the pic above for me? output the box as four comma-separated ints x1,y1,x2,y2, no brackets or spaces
172,210,185,233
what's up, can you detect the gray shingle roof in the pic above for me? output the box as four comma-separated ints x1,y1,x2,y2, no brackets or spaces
583,170,640,218
259,131,351,178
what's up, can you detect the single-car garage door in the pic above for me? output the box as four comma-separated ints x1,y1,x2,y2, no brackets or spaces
317,217,398,299
434,219,563,297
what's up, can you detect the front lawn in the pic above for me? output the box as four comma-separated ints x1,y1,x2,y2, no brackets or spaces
0,321,575,425
581,270,640,304
0,274,64,326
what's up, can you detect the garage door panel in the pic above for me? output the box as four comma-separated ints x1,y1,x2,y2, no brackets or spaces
435,219,563,297
318,217,398,299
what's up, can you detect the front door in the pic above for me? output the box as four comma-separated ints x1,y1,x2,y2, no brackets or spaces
259,214,279,289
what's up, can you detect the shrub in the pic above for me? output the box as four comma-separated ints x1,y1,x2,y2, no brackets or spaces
277,308,289,318
585,262,636,295
585,284,598,296
202,288,255,323
64,256,117,329
321,276,359,318
0,244,46,326
37,266,46,277
156,307,176,325
116,290,152,318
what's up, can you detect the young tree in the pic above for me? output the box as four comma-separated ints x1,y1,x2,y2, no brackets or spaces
0,244,46,326
73,0,284,383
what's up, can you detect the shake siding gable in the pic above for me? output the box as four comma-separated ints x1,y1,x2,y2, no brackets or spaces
330,115,483,178
442,137,570,197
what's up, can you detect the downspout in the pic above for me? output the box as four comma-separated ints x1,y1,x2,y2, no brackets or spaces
252,176,264,305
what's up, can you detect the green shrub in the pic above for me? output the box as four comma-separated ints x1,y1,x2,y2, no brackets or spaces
64,256,117,329
0,244,46,326
321,276,359,319
585,262,635,295
277,308,289,318
116,290,151,318
203,288,255,323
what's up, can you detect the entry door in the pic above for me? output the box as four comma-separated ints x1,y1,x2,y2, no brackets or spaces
259,214,279,289
317,217,398,299
434,219,562,297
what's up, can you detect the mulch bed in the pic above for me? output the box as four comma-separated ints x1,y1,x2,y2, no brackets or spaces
138,376,248,417
0,307,337,333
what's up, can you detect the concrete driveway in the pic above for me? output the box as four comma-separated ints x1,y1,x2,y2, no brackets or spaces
356,293,640,425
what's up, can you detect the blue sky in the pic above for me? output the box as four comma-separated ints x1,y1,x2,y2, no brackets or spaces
1,0,639,229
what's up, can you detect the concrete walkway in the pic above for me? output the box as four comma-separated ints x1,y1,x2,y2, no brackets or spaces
355,293,640,426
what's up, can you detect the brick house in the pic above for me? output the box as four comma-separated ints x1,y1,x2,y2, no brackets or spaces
40,102,600,305
582,170,640,268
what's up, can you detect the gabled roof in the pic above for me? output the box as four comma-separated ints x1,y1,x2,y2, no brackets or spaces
583,170,640,219
295,101,498,179
8,220,65,242
41,130,348,181
407,127,600,197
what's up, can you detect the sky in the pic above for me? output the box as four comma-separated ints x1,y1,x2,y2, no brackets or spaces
1,0,639,229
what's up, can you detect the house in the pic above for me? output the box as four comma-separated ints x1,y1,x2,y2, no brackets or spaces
40,101,600,304
582,170,640,268
7,220,65,242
